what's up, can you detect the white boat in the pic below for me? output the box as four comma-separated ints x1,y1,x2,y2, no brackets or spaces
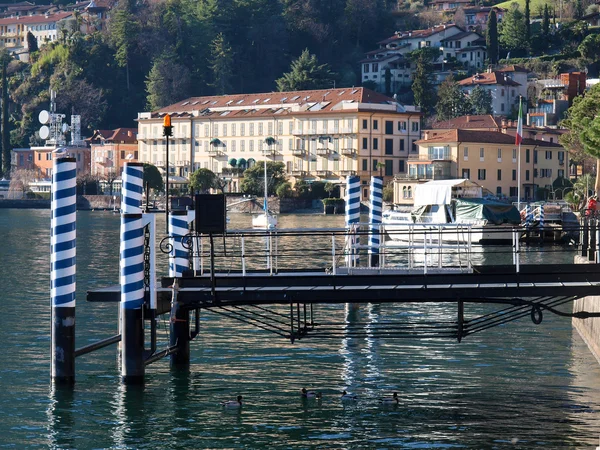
383,179,521,245
252,160,277,229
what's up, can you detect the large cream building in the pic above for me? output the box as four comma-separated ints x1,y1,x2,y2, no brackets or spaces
394,128,567,205
136,88,422,199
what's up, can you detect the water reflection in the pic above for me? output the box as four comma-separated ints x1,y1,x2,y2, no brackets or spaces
111,383,146,448
46,386,75,449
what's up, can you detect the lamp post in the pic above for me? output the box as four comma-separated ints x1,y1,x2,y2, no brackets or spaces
163,114,173,233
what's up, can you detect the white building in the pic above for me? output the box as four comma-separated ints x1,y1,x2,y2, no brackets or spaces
458,68,527,116
360,24,486,92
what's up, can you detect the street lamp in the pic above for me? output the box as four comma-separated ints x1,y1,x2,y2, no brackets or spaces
163,114,173,233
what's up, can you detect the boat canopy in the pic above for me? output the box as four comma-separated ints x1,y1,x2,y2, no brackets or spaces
454,198,521,225
414,179,482,206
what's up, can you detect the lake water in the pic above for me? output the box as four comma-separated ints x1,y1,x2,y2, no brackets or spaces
1,209,600,448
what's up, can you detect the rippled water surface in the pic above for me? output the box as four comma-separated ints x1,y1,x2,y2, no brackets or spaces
1,209,600,449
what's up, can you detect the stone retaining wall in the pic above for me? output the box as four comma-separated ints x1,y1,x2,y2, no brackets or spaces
573,255,600,365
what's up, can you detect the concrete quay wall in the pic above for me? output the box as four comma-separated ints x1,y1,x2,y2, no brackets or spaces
573,255,600,365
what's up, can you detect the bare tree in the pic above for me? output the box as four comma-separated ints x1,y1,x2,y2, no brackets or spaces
8,168,37,198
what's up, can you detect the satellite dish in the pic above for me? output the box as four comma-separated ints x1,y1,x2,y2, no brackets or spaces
39,126,50,140
62,123,69,133
39,110,49,124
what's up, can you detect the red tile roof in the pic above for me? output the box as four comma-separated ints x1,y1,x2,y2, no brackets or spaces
377,24,461,45
431,115,500,129
458,71,521,87
0,11,72,25
90,128,137,143
497,65,529,73
416,129,563,147
153,87,403,118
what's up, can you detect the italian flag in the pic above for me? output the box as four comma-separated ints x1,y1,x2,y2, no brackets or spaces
515,98,523,146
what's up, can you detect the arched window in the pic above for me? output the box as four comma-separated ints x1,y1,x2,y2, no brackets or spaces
407,187,412,198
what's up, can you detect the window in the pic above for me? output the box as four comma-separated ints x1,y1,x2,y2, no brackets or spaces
510,186,517,197
411,122,419,132
497,169,501,180
501,89,505,96
241,124,245,136
400,139,405,151
512,169,516,181
373,138,378,150
204,125,209,137
249,140,254,152
398,121,407,131
497,148,502,162
399,160,405,172
478,169,486,180
512,148,517,162
558,151,565,164
213,124,218,135
497,186,502,195
249,123,254,136
289,121,293,135
464,147,468,161
362,159,368,171
462,168,470,179
258,123,263,135
525,149,530,163
545,150,552,160
385,139,393,155
372,63,378,72
373,159,378,171
526,170,530,181
385,121,393,134
385,160,393,176
241,140,245,152
373,120,378,130
362,137,368,150
428,146,449,160
278,122,283,135
411,140,417,153
501,103,505,112
364,64,369,73
362,119,368,129
480,148,484,161
268,122,273,135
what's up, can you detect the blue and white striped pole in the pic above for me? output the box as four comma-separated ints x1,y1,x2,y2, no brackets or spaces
539,204,545,243
369,176,383,267
120,162,145,384
525,204,532,228
51,157,77,384
345,176,361,267
169,211,189,278
168,211,191,366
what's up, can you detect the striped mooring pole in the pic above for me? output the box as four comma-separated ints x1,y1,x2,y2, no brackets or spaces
169,210,190,367
51,157,77,385
368,176,383,267
525,204,532,228
120,162,145,384
345,176,361,267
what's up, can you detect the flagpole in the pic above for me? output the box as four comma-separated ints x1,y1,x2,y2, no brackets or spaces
517,96,522,212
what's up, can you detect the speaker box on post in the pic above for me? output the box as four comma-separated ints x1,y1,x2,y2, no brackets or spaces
194,194,226,233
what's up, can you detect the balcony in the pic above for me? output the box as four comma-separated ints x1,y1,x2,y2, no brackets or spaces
206,147,223,157
291,148,306,156
221,167,245,176
340,170,357,177
316,148,330,156
341,148,357,156
262,148,278,156
291,170,307,177
408,154,456,162
292,129,317,136
316,170,331,177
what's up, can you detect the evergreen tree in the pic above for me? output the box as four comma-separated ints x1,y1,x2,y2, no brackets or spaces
470,86,493,115
210,33,234,95
189,168,216,193
542,5,550,39
560,84,600,193
146,53,192,110
411,54,435,115
574,0,584,19
109,0,138,92
26,31,38,53
578,34,600,61
276,49,335,92
435,75,471,121
499,3,528,53
524,0,531,41
486,9,499,65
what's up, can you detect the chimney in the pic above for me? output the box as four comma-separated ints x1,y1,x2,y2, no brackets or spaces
424,131,430,140
466,115,470,123
501,119,507,128
127,130,132,137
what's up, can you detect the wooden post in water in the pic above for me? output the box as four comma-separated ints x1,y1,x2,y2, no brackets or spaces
169,211,190,366
51,157,77,385
120,163,145,384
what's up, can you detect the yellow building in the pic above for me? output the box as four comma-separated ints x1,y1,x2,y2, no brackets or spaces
394,128,567,205
136,88,422,199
